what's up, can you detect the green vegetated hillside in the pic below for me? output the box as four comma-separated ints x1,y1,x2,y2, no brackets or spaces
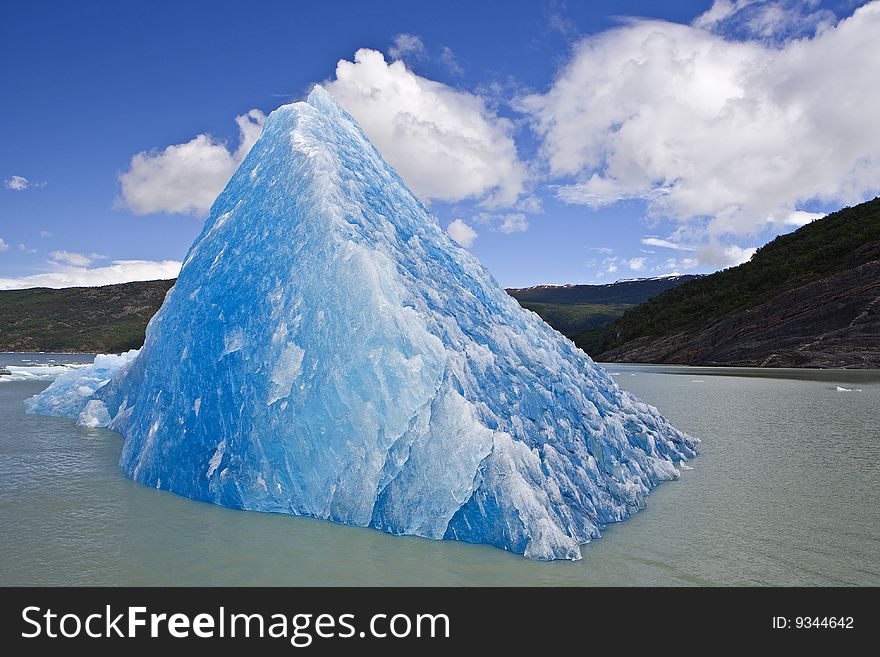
516,302,633,336
0,279,174,353
577,197,880,367
507,276,697,337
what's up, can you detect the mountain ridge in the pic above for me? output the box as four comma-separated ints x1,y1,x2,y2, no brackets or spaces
507,275,699,305
0,275,693,353
577,197,880,368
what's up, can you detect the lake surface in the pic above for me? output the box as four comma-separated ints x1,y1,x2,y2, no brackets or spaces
1,353,878,586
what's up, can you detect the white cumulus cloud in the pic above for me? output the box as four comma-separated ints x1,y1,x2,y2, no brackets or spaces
0,238,8,251
119,109,265,216
0,259,182,290
447,219,478,247
326,49,526,206
521,2,880,243
118,50,525,216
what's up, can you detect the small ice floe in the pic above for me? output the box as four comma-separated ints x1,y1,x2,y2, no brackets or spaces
0,363,89,383
679,460,694,471
608,372,621,376
835,386,862,392
691,380,705,383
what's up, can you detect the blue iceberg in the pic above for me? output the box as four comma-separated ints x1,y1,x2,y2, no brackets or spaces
27,87,697,560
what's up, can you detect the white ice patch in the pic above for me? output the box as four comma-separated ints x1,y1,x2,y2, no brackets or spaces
679,459,694,471
271,321,288,344
222,329,246,356
77,400,111,428
213,211,233,230
206,440,226,478
835,386,862,392
268,343,304,404
23,350,140,419
193,398,201,416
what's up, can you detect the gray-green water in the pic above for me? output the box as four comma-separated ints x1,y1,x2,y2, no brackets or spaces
1,353,878,586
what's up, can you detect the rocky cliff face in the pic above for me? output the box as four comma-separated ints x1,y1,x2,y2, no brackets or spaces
597,260,880,368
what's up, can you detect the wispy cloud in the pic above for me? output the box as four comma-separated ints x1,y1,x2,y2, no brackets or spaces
440,46,463,75
694,0,835,42
626,257,646,271
655,256,699,272
388,33,426,60
696,242,757,268
49,250,94,266
4,175,45,191
544,0,578,38
641,237,695,251
474,212,529,234
780,210,824,226
0,259,182,290
600,256,618,275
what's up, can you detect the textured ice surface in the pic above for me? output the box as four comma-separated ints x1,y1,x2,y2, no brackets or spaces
27,87,697,560
24,351,139,421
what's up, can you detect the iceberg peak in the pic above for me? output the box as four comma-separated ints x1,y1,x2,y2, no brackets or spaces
306,84,338,111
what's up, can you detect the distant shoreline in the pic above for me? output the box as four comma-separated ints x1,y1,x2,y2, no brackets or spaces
2,349,877,374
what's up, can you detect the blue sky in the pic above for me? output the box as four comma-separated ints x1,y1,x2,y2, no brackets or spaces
2,0,878,288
